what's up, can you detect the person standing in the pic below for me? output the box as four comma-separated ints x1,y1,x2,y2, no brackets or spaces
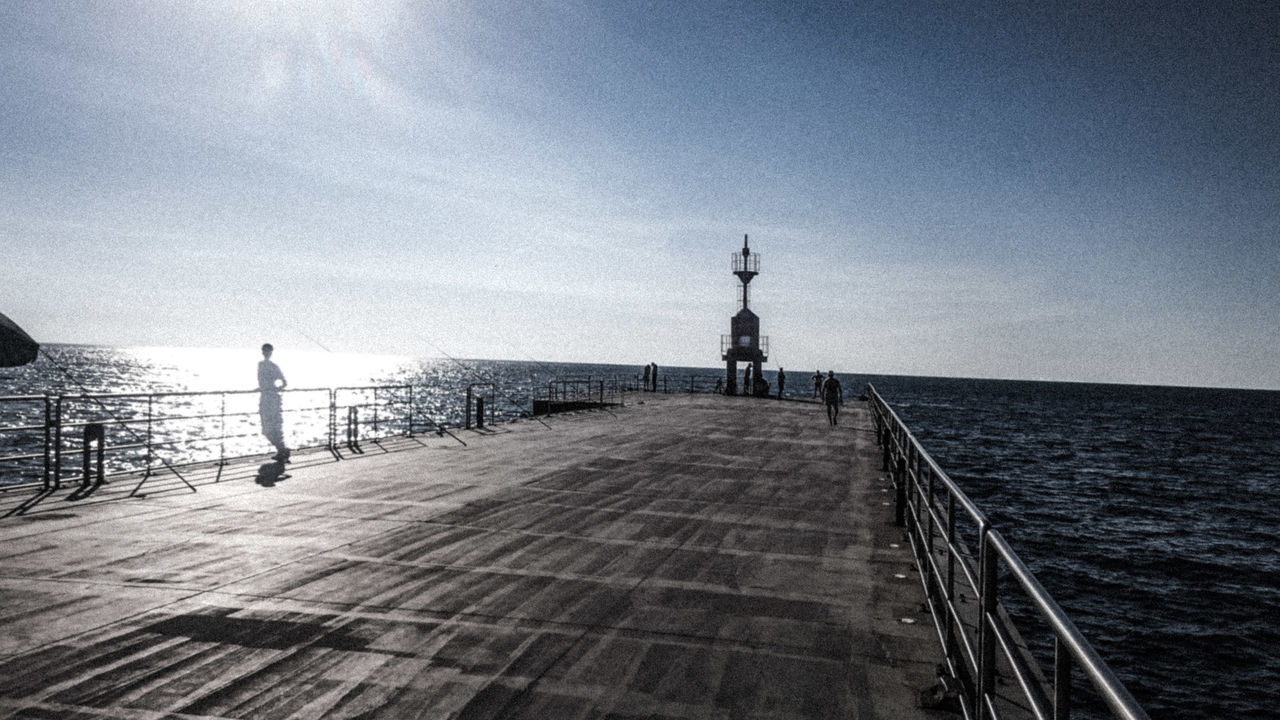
258,343,290,462
642,363,651,392
651,363,659,392
777,367,786,399
812,370,823,398
821,370,843,426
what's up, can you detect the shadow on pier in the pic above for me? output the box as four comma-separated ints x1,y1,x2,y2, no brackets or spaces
0,394,944,719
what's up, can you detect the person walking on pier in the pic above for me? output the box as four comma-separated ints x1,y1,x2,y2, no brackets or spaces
258,343,290,462
812,370,823,398
821,370,843,426
776,367,786,399
650,363,659,392
642,363,651,392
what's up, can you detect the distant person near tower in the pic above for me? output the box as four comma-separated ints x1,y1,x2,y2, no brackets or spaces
812,370,822,398
651,363,659,392
821,371,843,426
642,363,651,392
258,343,290,462
777,367,786,399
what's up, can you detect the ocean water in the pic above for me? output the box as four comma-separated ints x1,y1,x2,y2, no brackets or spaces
853,375,1280,720
2,346,1277,718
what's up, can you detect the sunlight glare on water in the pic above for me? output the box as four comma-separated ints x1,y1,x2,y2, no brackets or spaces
124,346,418,392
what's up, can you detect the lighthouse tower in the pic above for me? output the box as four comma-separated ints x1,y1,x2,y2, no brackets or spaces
721,234,769,396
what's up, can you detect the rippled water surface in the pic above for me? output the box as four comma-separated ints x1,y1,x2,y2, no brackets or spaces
3,349,1276,718
855,375,1280,720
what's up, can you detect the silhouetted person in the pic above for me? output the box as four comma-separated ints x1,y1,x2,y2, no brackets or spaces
744,365,752,396
812,370,823,398
715,377,724,394
821,370,843,425
258,343,290,462
651,363,659,392
642,363,651,392
777,367,786,399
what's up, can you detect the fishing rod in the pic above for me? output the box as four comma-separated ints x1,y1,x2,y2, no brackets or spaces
427,342,553,430
37,348,195,495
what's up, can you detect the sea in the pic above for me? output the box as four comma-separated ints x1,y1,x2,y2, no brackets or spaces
2,345,1277,720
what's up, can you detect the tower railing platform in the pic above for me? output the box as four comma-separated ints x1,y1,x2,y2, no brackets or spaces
721,334,769,359
731,251,760,274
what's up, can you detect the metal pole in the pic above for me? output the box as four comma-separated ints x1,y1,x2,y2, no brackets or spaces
42,395,52,491
895,457,907,527
53,397,63,490
145,395,154,479
1054,637,1073,720
977,530,998,720
216,393,226,482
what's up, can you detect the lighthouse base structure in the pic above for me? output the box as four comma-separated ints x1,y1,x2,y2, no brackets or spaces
724,358,766,397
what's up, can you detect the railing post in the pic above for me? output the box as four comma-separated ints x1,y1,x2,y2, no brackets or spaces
144,395,154,479
924,464,935,556
215,393,227,482
407,385,415,435
908,443,920,527
42,395,52,491
82,422,105,491
347,406,360,452
53,397,63,490
977,529,998,720
894,457,907,527
1054,637,1073,720
476,396,485,429
328,389,337,455
945,494,959,676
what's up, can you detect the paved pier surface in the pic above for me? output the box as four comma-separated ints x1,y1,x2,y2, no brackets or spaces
0,394,944,719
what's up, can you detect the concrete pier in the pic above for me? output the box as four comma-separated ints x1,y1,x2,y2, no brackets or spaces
0,394,945,719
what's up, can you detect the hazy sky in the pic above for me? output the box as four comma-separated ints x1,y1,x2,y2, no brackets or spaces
3,1,1277,389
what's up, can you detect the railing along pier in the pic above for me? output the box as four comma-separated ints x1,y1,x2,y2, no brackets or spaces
0,385,416,495
868,383,1150,720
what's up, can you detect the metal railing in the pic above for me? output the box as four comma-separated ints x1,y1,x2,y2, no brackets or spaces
866,383,1149,720
720,334,770,358
731,251,760,274
0,385,418,493
536,376,621,405
0,395,51,488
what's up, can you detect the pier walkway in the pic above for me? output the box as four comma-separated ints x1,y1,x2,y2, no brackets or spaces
0,394,944,719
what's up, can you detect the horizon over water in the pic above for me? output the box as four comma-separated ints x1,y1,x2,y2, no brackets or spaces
2,344,1277,719
14,341,1279,393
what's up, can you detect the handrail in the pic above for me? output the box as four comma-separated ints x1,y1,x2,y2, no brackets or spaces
866,383,1150,720
1,384,421,492
0,395,52,489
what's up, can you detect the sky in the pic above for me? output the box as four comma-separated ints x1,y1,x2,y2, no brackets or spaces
2,1,1277,389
